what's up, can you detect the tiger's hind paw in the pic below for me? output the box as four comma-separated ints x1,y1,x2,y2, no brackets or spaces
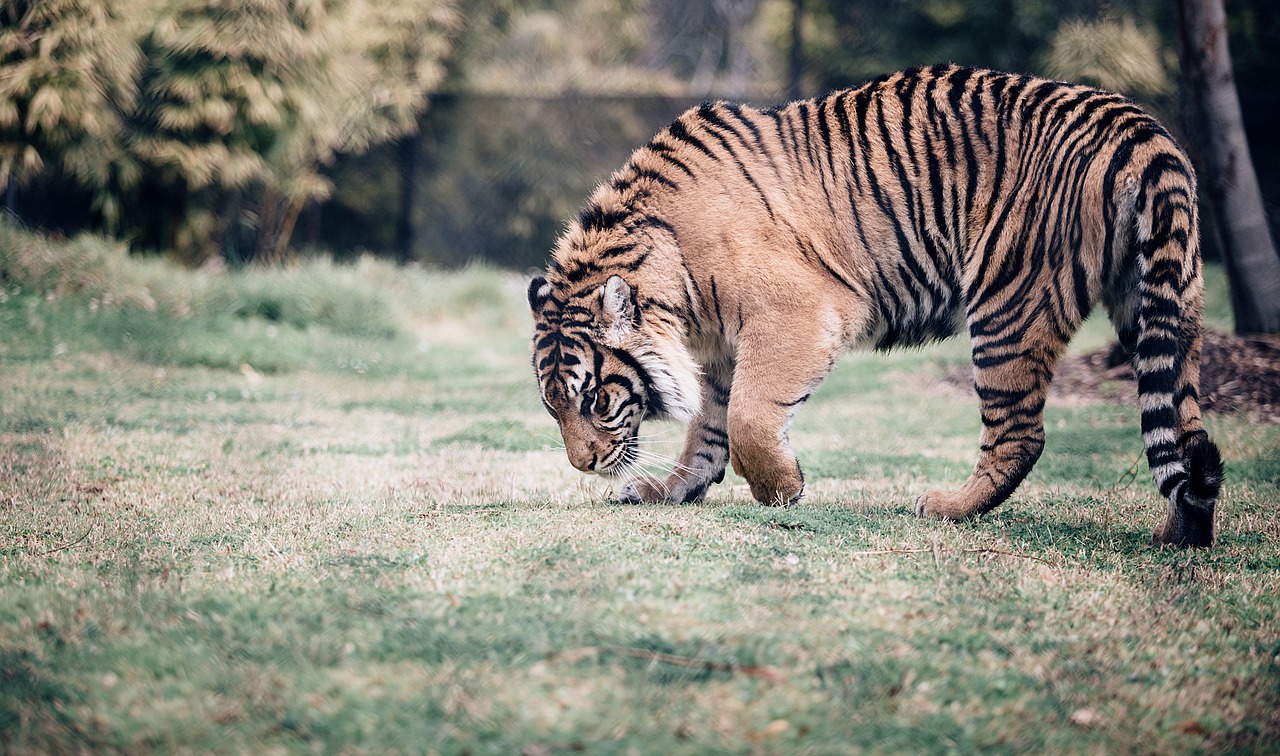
914,489,981,521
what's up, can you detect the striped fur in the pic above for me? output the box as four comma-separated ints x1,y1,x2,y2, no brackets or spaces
529,65,1224,547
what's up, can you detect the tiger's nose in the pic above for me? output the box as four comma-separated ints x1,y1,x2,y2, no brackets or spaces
568,447,598,472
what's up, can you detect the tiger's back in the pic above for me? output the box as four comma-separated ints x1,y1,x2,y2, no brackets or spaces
530,65,1223,547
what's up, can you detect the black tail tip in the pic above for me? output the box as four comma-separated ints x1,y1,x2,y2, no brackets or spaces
1154,432,1223,548
1185,432,1224,503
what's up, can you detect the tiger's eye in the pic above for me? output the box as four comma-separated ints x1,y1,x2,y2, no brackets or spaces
581,387,597,414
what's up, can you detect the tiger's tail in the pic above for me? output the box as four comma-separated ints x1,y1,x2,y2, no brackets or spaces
1127,150,1224,547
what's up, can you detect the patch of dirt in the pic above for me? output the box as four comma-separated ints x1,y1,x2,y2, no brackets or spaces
943,330,1280,424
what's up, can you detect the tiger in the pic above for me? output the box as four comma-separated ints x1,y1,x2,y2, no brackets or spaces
527,64,1225,547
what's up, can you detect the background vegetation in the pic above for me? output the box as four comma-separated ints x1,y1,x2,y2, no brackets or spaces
4,0,1279,270
2,223,1278,752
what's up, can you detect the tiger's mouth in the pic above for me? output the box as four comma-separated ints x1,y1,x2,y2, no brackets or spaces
594,434,639,478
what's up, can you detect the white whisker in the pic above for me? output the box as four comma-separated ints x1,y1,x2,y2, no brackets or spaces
631,429,678,440
629,450,696,488
633,449,696,474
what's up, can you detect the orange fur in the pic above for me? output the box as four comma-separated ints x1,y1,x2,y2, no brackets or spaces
530,66,1223,546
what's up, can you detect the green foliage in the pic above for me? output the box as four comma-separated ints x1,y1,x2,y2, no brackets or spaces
0,220,510,374
1041,14,1173,96
0,0,142,208
210,264,400,340
2,0,458,262
125,0,459,262
0,221,160,308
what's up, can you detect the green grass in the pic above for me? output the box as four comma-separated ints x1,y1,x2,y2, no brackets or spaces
1,225,1278,753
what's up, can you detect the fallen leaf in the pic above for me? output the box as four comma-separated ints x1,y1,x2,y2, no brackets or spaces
750,719,790,742
763,719,790,736
240,363,263,386
1070,708,1100,728
1173,719,1210,737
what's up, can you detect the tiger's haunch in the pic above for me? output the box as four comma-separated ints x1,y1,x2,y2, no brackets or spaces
528,65,1224,548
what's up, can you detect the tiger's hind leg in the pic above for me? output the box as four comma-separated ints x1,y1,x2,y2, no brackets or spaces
617,357,733,503
914,332,1066,520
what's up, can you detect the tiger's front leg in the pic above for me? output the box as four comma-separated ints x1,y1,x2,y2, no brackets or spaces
616,358,732,503
726,327,834,506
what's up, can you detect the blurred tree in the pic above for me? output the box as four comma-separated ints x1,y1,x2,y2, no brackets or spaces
124,0,317,263
458,0,661,94
787,0,804,99
1041,14,1172,97
0,0,142,223
382,0,792,267
124,0,456,264
334,1,458,264
800,0,1175,92
1176,0,1280,334
400,93,691,269
1223,0,1280,263
643,0,765,98
8,0,1277,278
1,0,455,264
803,0,1054,89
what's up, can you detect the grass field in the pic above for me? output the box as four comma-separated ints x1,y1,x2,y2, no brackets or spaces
2,224,1278,753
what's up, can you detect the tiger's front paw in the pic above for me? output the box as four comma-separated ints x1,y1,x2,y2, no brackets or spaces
666,477,712,504
616,475,666,504
617,474,714,504
746,473,804,507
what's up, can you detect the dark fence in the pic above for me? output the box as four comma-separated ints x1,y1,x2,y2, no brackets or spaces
320,94,707,271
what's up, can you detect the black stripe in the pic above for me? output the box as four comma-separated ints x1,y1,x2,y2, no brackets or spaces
709,275,724,332
600,244,637,258
797,101,819,171
648,141,697,178
578,204,629,232
816,98,836,179
564,260,602,284
666,119,717,161
629,168,679,190
611,348,664,417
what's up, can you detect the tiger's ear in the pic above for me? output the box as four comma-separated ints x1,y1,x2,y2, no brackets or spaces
527,276,551,314
600,275,638,344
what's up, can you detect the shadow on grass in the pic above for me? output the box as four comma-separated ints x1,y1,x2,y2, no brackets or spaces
714,494,1277,574
0,648,97,751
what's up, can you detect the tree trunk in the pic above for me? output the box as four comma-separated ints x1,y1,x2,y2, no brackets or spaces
1176,0,1280,334
395,129,421,265
272,197,304,264
788,0,804,100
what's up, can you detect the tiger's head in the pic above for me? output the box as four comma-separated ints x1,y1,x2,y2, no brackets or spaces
528,272,699,477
